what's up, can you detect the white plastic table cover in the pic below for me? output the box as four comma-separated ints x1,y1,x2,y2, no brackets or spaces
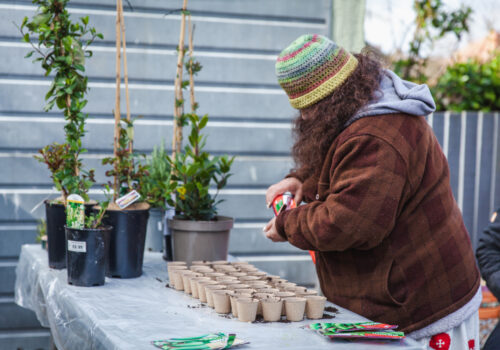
15,244,425,350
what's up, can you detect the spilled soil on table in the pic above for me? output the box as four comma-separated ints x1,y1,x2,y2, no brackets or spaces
325,306,338,313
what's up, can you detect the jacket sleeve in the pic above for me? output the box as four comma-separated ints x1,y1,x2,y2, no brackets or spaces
476,213,500,300
285,168,308,183
275,135,408,252
284,168,317,204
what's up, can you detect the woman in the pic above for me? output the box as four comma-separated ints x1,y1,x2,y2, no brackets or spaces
264,34,480,349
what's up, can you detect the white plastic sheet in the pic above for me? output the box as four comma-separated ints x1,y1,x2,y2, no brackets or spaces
15,245,424,350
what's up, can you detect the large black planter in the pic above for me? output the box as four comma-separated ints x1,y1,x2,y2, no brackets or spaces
100,207,149,278
65,226,111,287
44,200,97,269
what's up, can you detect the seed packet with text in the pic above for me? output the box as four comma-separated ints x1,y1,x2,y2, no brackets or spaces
309,322,398,334
151,333,248,350
326,331,405,340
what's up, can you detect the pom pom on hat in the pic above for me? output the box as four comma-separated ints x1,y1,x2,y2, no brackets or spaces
275,34,358,109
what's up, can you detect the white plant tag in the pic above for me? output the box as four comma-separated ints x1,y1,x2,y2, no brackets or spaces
116,190,141,209
68,240,86,253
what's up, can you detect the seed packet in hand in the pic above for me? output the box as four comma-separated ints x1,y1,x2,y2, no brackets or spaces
151,333,248,350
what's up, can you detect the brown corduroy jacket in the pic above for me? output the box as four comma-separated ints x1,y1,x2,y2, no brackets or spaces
275,113,480,333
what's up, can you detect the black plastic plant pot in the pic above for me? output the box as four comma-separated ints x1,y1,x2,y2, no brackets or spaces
45,200,66,269
100,207,150,278
163,234,173,261
65,225,111,287
44,200,98,269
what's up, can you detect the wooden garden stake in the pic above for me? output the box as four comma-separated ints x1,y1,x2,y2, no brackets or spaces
113,0,121,200
172,0,188,159
112,0,132,201
118,0,132,152
188,15,196,114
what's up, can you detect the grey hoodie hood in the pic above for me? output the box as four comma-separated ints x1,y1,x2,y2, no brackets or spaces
346,69,436,127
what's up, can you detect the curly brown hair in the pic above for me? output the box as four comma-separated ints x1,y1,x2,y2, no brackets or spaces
291,53,383,178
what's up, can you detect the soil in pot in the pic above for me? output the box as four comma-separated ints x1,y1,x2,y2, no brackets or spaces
99,202,150,278
297,290,319,297
45,200,96,269
65,225,111,287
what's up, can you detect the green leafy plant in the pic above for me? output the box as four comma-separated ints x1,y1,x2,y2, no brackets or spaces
102,118,149,201
166,9,234,221
167,113,234,221
36,219,47,243
20,0,102,204
392,0,472,83
138,142,175,209
85,199,110,229
432,53,500,111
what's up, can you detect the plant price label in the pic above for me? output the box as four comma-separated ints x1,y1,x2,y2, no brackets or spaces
68,240,86,253
116,190,141,209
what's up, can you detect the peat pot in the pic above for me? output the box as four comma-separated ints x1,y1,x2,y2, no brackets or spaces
65,226,111,287
168,216,233,265
100,205,150,278
45,200,95,269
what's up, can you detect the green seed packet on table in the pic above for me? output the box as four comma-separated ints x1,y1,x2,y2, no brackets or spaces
308,322,405,340
151,333,248,350
309,322,398,334
325,331,405,340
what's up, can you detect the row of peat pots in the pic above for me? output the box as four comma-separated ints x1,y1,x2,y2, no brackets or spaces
44,201,233,287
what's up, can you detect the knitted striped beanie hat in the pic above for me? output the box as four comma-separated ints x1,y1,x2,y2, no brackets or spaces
276,34,358,109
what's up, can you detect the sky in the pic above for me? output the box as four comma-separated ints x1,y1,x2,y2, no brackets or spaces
364,0,500,57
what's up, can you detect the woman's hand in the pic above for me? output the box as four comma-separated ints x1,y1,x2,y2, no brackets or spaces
263,217,286,242
265,177,303,208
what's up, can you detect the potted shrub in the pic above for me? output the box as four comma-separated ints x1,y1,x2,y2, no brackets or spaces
20,0,101,269
100,118,150,278
167,113,234,264
98,0,150,279
138,143,175,257
65,201,112,287
165,9,234,264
